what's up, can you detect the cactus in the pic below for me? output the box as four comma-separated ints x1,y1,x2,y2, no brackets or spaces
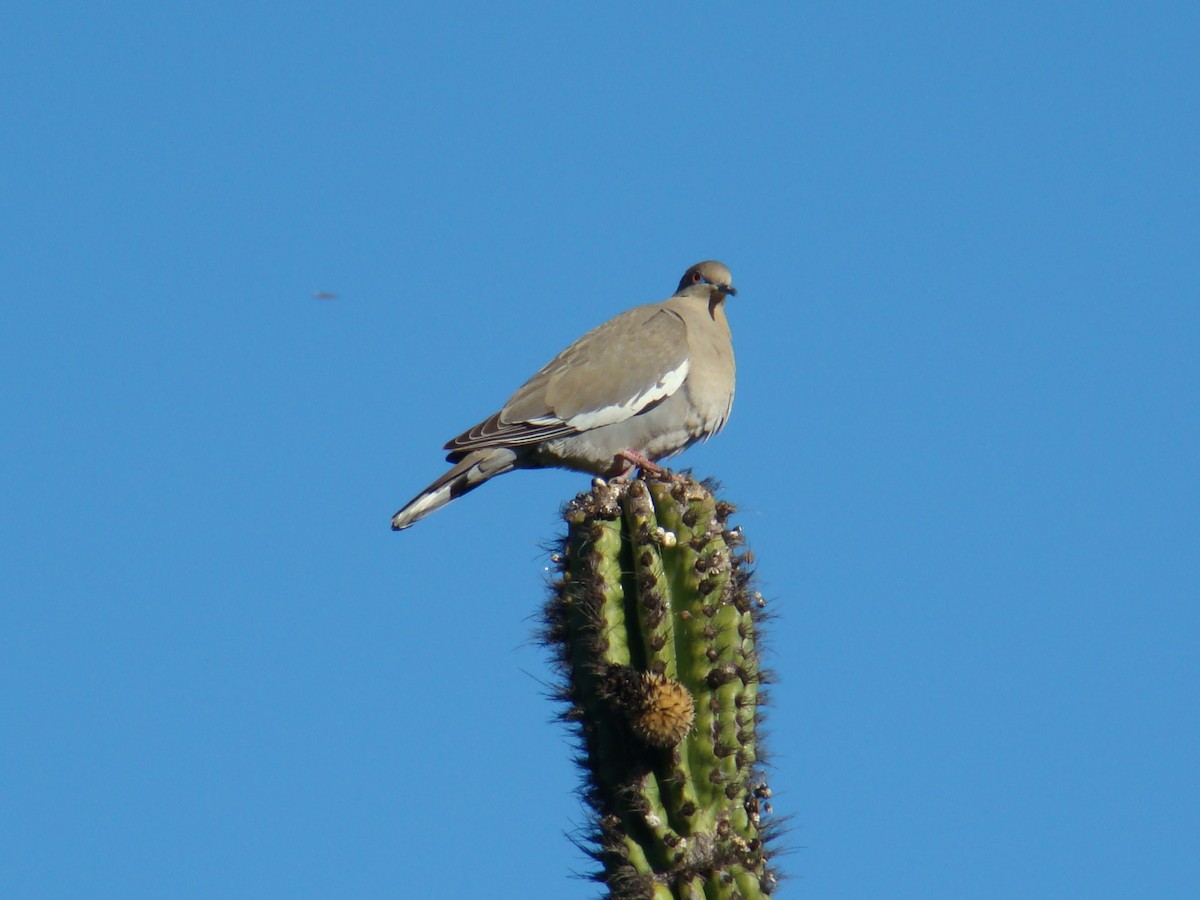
542,473,778,899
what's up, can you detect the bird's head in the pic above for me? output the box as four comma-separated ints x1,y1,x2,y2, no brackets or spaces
677,261,736,300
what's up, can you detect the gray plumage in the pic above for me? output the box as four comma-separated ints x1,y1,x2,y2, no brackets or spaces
391,261,737,530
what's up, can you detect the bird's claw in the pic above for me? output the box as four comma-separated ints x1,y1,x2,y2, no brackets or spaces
615,450,683,482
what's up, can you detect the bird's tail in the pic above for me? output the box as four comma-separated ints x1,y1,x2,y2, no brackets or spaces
391,448,519,530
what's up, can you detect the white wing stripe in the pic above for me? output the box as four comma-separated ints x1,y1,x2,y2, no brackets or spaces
529,359,690,432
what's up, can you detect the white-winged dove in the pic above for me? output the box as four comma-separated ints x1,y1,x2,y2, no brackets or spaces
391,261,737,530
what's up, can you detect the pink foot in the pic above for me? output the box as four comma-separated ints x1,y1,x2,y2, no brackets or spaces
613,450,681,481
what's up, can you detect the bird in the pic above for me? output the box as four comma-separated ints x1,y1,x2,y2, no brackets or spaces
391,260,737,530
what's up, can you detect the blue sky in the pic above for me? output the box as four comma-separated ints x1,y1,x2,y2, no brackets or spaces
2,3,1197,897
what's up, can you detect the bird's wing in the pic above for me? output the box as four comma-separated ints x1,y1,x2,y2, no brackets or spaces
445,304,690,455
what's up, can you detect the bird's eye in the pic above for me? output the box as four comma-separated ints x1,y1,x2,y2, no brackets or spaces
691,272,702,283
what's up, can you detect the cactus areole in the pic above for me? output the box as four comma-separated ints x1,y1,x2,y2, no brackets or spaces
542,474,779,899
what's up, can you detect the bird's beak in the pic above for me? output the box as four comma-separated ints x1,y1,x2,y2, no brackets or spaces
722,285,738,297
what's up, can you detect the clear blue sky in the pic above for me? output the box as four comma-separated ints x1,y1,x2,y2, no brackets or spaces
3,3,1197,898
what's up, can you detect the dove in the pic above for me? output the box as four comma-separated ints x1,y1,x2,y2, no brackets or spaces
392,261,737,530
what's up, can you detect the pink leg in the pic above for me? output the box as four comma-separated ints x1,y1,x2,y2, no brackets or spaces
612,449,682,481
618,449,664,473
605,454,637,482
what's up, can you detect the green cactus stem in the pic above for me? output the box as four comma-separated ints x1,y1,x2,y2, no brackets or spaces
543,473,778,899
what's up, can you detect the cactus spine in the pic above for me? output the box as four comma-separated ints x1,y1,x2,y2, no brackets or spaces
543,474,777,899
